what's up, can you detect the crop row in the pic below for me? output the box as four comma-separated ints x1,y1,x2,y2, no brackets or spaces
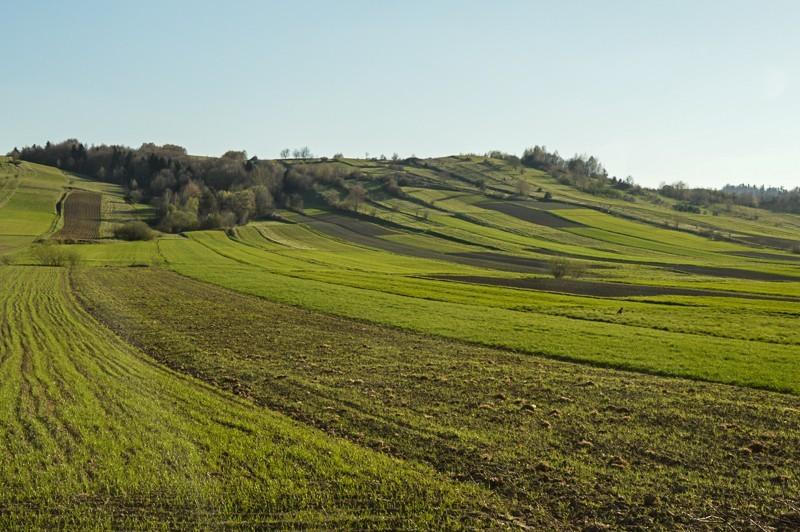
73,266,800,529
0,265,494,527
157,232,800,393
55,191,101,240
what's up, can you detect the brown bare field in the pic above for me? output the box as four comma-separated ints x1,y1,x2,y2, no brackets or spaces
668,264,800,281
738,233,800,250
73,267,800,530
480,201,585,228
726,251,800,262
55,191,101,240
527,247,800,281
517,200,580,211
427,274,800,301
448,251,549,272
298,212,544,272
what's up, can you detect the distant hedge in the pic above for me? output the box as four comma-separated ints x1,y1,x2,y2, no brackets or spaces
114,221,156,241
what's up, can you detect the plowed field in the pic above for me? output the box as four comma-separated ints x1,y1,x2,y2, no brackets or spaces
56,191,101,240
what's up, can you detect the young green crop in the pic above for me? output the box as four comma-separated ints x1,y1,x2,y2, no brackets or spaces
73,266,800,530
158,241,800,393
0,265,499,527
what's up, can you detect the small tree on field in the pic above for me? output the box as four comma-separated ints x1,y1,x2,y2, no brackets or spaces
345,184,367,212
33,244,81,267
548,256,570,279
515,178,532,197
548,256,587,279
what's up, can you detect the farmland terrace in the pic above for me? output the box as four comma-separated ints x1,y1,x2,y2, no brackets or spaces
1,155,799,528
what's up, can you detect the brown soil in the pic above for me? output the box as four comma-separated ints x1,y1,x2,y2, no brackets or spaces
726,251,800,262
428,275,800,302
448,252,548,272
74,267,800,530
738,234,800,250
526,248,800,282
517,200,580,211
297,212,544,273
479,201,584,228
312,213,397,237
55,191,101,240
668,264,800,282
299,212,800,281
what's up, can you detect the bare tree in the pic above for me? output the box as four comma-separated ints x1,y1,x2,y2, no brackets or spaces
515,178,532,197
345,184,367,212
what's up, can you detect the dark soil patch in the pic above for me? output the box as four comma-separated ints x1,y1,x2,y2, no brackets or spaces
428,275,800,302
517,200,579,211
670,264,800,282
525,248,800,282
297,213,543,273
74,267,800,530
312,213,397,237
479,201,584,229
55,191,101,240
738,234,800,250
448,252,549,273
726,251,800,262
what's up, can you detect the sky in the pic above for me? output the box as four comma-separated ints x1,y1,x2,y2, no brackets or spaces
1,0,798,189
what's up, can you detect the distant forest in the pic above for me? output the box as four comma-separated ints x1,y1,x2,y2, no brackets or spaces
10,140,346,232
10,140,800,233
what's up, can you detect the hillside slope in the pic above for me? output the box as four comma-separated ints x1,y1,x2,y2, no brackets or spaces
1,154,799,528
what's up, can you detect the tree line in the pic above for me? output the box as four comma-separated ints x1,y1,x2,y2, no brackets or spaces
518,146,642,200
11,140,799,231
10,140,363,232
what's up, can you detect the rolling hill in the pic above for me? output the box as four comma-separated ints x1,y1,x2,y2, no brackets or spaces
1,153,799,528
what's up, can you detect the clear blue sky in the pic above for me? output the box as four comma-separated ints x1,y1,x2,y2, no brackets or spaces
2,0,798,189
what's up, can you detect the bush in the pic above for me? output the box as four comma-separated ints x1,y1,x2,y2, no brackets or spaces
32,244,81,267
114,221,156,241
548,256,587,279
673,201,701,213
548,256,570,279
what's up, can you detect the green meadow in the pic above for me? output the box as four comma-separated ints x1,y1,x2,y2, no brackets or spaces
1,157,799,528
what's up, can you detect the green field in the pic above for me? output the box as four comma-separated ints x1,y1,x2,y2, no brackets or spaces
2,156,800,528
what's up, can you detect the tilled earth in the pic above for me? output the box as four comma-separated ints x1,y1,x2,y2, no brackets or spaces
74,267,800,530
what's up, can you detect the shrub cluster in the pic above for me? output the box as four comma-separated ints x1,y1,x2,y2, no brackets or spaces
113,221,156,241
32,244,81,267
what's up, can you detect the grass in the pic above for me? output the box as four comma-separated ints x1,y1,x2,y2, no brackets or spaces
73,266,800,529
0,265,499,528
3,155,800,528
0,162,66,241
154,229,800,394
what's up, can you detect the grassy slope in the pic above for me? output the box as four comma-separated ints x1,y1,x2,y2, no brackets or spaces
157,230,800,394
0,279,500,528
0,162,499,528
4,155,800,527
0,160,67,247
74,266,800,529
